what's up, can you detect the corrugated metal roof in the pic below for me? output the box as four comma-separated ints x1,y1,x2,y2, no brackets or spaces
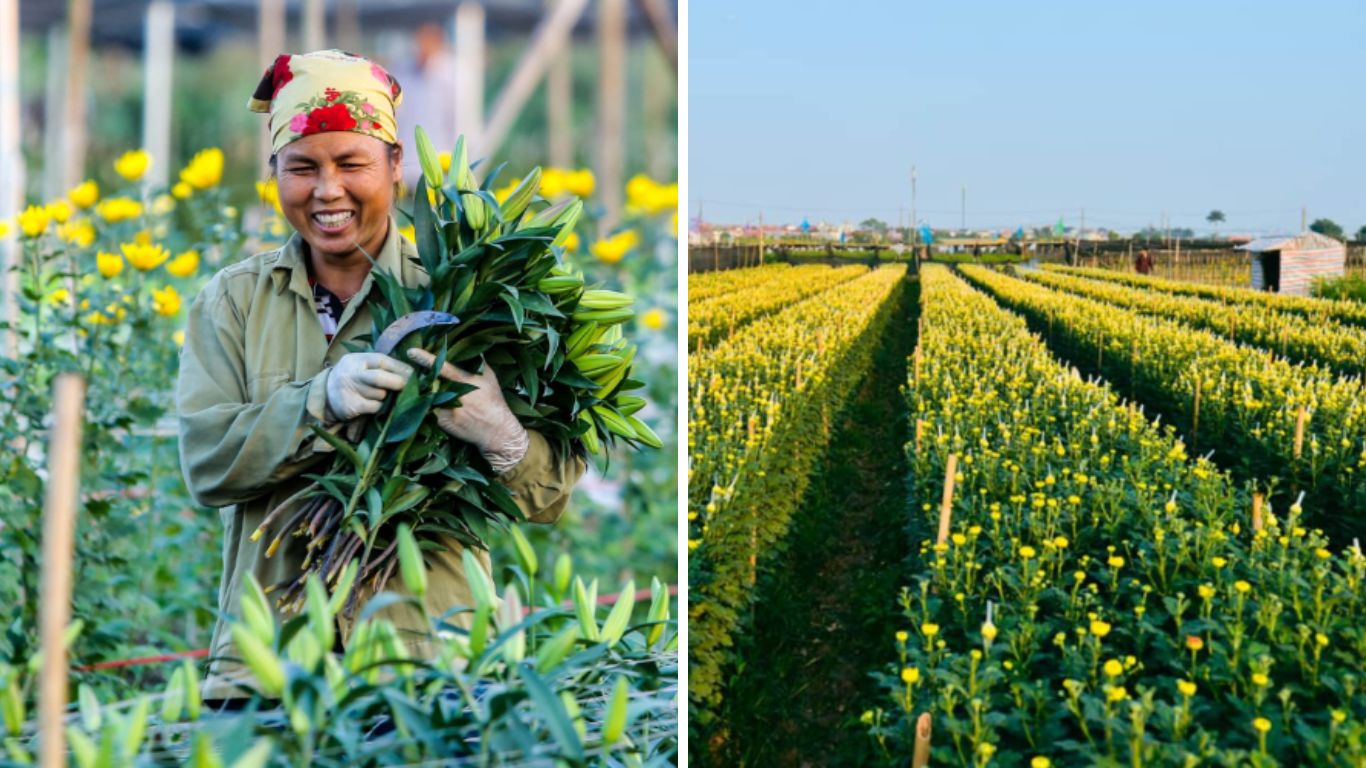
1237,231,1345,252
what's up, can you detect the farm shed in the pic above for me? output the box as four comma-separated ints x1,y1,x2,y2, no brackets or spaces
1236,232,1345,296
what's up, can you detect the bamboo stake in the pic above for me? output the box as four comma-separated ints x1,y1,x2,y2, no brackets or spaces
915,418,924,454
913,344,921,384
39,374,86,768
1191,375,1201,447
1293,406,1307,460
911,712,932,768
937,454,958,546
1252,492,1264,532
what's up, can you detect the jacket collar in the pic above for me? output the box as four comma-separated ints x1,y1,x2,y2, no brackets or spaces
269,214,415,300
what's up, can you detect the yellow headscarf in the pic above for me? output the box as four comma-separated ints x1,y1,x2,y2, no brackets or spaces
248,49,404,154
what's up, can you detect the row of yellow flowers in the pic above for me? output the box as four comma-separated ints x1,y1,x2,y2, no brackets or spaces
686,262,789,304
866,265,1363,764
687,264,865,352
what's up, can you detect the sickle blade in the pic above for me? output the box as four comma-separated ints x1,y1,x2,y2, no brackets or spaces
374,310,461,355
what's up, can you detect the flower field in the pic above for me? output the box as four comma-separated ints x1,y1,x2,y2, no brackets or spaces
1049,264,1366,329
864,264,1365,764
686,264,865,352
685,264,907,744
960,265,1366,543
0,141,678,764
687,259,1366,765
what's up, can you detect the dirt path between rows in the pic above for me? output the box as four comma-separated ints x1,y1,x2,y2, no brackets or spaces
723,281,917,767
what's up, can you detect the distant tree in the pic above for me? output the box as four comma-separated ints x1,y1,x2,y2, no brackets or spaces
1310,218,1345,239
1207,210,1225,234
1356,225,1366,242
859,218,889,234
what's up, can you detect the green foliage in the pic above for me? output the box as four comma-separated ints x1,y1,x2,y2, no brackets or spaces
687,266,906,745
865,265,1365,764
4,554,677,766
1309,218,1344,240
1311,273,1366,303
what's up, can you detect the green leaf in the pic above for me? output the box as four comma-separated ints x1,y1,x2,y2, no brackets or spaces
310,425,364,471
500,293,525,333
517,665,584,761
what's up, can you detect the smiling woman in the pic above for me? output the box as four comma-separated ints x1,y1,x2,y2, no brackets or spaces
176,48,586,704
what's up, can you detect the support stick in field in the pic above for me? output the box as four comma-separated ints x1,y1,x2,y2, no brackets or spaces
1252,492,1264,533
937,453,958,546
1192,375,1201,448
1293,406,1307,460
915,418,924,455
912,712,932,768
913,344,921,385
39,374,85,768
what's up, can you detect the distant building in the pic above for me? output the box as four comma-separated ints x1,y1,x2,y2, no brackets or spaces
1237,232,1345,296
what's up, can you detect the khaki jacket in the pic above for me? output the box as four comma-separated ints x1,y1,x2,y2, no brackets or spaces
176,219,585,697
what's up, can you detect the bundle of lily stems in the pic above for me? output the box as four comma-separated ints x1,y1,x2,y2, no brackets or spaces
255,128,661,611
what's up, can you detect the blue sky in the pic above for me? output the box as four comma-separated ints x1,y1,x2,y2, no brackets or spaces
689,1,1365,235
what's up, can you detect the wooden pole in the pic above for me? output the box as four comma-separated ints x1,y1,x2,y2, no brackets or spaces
484,0,590,159
257,0,285,164
596,0,626,230
38,374,86,768
1252,492,1264,532
545,0,573,168
936,454,958,546
911,712,932,768
914,418,924,454
63,0,93,192
0,0,22,360
631,0,677,73
42,24,66,203
454,2,486,154
142,0,175,189
1293,406,1307,460
302,0,325,52
913,344,921,384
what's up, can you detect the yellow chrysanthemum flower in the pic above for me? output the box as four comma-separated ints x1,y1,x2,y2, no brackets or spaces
1177,680,1197,697
1032,758,1051,768
921,622,939,638
18,205,50,238
562,231,581,253
590,230,639,265
179,147,223,189
399,224,416,244
0,220,9,239
47,287,71,305
122,242,170,271
172,182,193,200
173,329,185,346
1103,659,1123,678
152,285,181,317
494,179,520,204
69,180,99,209
624,174,678,216
900,667,919,685
56,219,96,249
45,200,73,224
1252,717,1271,734
255,179,281,213
96,251,124,278
165,250,200,278
151,194,176,215
1090,619,1111,639
641,307,666,331
438,151,452,173
96,197,144,223
114,149,151,182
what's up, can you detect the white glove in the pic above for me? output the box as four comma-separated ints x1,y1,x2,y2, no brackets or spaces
406,348,529,473
324,352,414,423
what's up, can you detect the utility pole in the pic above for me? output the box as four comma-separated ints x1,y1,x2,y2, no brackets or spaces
910,165,918,252
758,210,765,266
1301,206,1307,232
961,184,966,232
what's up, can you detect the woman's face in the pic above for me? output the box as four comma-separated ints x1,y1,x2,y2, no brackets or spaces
275,132,401,263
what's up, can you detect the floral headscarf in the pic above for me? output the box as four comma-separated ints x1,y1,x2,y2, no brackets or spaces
248,49,404,154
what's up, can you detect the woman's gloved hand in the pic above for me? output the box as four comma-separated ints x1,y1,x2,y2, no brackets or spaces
406,348,530,474
324,352,414,422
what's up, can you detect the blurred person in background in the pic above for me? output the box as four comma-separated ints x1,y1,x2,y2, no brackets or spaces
392,23,458,188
